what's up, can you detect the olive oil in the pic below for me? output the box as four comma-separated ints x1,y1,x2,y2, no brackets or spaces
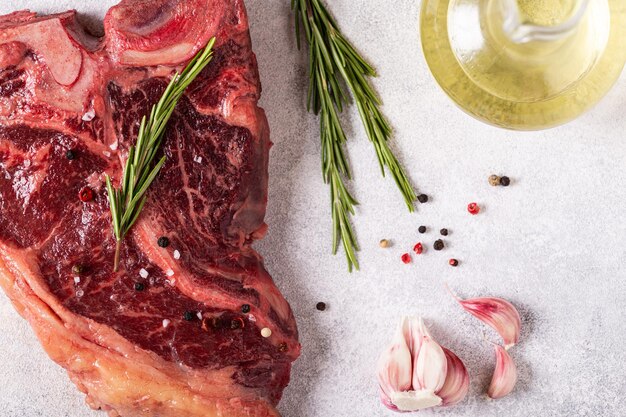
420,0,626,130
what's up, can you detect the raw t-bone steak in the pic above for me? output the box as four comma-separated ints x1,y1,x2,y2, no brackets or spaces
0,1,299,416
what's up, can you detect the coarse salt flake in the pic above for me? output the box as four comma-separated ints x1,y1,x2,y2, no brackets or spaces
139,268,149,278
162,319,171,328
82,110,95,121
196,312,203,320
173,250,181,260
194,156,203,163
166,269,175,277
73,276,81,284
103,151,111,158
76,289,84,298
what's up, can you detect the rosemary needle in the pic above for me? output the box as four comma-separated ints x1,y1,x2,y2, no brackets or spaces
292,0,416,271
106,38,216,272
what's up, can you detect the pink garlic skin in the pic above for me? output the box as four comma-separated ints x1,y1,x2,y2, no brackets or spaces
439,348,470,406
488,344,518,399
455,296,521,349
377,317,470,412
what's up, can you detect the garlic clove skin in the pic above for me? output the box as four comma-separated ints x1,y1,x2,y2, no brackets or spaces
412,318,447,393
454,294,522,349
438,347,470,406
377,318,414,406
391,390,442,411
488,344,518,399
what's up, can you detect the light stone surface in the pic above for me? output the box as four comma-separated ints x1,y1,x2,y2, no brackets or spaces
1,1,626,417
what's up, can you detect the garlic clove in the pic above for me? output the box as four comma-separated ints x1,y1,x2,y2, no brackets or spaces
452,293,521,349
438,347,470,406
488,344,518,399
412,318,448,393
390,390,442,411
377,318,413,405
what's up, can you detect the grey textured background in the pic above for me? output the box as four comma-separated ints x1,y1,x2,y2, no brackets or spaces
1,1,626,416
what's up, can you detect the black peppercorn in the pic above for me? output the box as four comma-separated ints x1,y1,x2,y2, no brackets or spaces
440,228,449,236
417,194,429,203
157,236,170,248
500,176,511,187
183,311,196,321
316,302,327,311
66,150,76,160
134,282,145,291
241,304,251,314
418,226,427,234
434,239,444,251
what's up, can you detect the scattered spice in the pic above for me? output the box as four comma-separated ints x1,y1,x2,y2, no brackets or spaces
278,342,288,352
241,304,251,314
418,226,427,234
71,264,84,275
261,327,272,338
157,236,170,248
134,282,145,291
434,239,445,251
183,311,196,321
467,202,480,215
500,176,511,187
379,239,391,248
440,228,449,236
417,194,429,203
66,150,76,160
78,187,94,202
316,302,327,311
401,253,412,264
413,242,423,255
449,259,459,267
489,175,501,186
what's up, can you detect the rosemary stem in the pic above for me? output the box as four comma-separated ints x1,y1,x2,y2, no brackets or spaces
113,240,121,273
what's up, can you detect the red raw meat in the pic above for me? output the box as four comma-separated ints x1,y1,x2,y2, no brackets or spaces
0,1,299,416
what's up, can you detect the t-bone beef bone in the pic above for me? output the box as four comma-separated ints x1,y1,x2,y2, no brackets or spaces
0,1,300,416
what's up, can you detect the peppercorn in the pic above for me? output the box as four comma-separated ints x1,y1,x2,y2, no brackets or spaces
78,187,94,202
449,259,459,267
489,175,501,186
278,343,288,352
157,236,170,248
413,242,423,255
241,304,251,314
417,194,429,203
401,253,412,264
71,264,84,275
418,226,427,234
440,228,449,236
434,239,444,251
66,150,76,160
316,302,327,311
379,239,390,248
467,202,480,215
500,176,511,187
134,282,145,291
183,311,196,321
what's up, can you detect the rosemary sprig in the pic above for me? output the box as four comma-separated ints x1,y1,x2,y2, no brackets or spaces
292,0,416,271
106,38,216,272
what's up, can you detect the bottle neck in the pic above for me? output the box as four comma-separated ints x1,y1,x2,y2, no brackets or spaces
501,0,590,43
